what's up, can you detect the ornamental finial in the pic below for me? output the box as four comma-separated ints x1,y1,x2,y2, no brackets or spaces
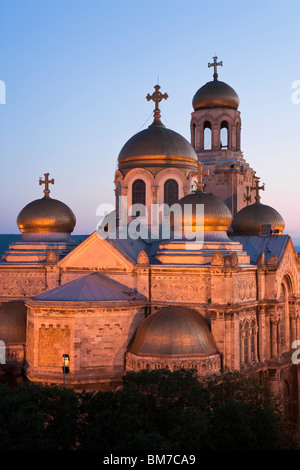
146,84,168,120
208,56,223,81
39,172,54,198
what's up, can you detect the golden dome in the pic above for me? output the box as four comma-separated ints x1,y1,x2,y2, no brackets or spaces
232,201,285,236
128,306,218,356
17,173,76,240
17,196,76,235
172,189,232,233
118,118,198,171
192,80,239,111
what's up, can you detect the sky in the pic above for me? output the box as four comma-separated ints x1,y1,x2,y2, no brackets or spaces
1,0,300,243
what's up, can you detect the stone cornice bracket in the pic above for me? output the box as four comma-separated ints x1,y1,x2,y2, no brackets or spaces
137,250,149,266
211,251,224,267
46,250,59,264
266,255,278,268
257,251,265,267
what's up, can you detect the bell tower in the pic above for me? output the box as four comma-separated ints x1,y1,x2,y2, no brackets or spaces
190,57,257,218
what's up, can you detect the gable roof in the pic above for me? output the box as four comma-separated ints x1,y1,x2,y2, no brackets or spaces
230,234,290,264
31,272,145,303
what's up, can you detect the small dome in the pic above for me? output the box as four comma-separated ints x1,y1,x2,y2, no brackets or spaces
192,80,239,111
118,119,198,171
232,201,285,236
172,189,232,235
128,306,218,356
17,196,76,238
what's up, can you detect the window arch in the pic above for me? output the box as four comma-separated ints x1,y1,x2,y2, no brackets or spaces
203,121,212,149
164,179,179,207
220,121,229,149
132,179,146,216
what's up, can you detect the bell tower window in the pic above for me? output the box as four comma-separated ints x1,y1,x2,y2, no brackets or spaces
203,121,212,150
132,179,146,206
220,121,229,149
132,179,146,216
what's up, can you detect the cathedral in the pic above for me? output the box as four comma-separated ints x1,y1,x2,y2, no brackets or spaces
1,57,300,425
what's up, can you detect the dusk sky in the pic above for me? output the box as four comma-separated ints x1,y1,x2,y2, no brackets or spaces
1,0,300,243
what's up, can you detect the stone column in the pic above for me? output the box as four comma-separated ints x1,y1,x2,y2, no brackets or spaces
254,325,258,363
224,311,233,370
271,317,278,358
257,305,265,362
212,125,220,150
290,309,297,346
231,124,236,151
197,124,203,151
240,330,245,367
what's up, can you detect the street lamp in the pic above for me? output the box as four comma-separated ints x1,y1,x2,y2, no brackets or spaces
62,354,70,388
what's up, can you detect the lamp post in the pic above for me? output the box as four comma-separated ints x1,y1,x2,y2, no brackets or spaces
62,354,70,388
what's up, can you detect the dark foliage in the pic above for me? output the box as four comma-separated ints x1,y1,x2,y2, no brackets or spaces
0,369,298,450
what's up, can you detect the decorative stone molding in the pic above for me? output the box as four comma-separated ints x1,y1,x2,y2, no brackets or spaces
46,250,59,264
211,251,224,266
230,252,239,267
0,274,45,297
266,255,278,267
137,250,149,266
126,351,221,376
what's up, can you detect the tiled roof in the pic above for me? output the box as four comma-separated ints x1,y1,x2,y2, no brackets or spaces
230,234,290,264
32,272,145,302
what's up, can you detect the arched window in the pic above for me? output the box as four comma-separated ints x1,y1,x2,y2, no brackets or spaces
203,121,212,149
132,179,146,216
279,283,288,352
164,179,179,207
244,321,249,364
192,123,196,149
220,121,229,148
132,179,146,205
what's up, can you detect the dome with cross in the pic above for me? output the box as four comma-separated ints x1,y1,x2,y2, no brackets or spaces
232,179,285,235
192,56,239,111
17,173,76,241
171,162,232,239
118,85,198,172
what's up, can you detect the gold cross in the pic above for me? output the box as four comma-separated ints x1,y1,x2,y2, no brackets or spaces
146,84,168,120
39,172,54,198
191,161,209,191
251,178,265,202
208,56,223,80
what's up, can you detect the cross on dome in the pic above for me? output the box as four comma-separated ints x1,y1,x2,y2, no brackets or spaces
39,172,54,198
146,84,168,120
191,161,209,191
244,186,252,206
251,178,265,203
208,56,223,81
